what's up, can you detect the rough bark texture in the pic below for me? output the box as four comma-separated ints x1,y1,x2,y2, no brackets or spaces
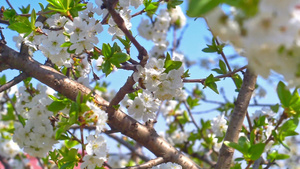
0,44,201,169
215,69,257,169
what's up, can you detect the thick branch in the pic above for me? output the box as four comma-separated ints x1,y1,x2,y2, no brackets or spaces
0,44,200,169
215,69,257,169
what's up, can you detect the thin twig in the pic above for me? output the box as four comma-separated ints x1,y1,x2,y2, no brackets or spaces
131,9,146,17
106,133,150,162
246,111,253,133
118,157,164,169
80,126,85,158
183,101,200,131
215,38,232,72
0,28,7,44
67,130,83,144
105,0,148,66
5,0,15,11
37,157,45,169
183,65,247,83
0,73,27,93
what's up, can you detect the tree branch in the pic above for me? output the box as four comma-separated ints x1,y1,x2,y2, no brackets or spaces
123,157,164,169
0,44,201,169
106,133,150,162
104,0,148,66
183,65,247,83
215,69,257,169
0,73,27,93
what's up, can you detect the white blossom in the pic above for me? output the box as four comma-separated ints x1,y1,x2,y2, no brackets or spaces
211,115,228,137
151,162,182,169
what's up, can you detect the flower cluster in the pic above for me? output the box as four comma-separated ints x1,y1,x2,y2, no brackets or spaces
133,56,185,101
0,139,20,158
126,90,160,122
160,100,182,124
84,102,108,135
151,162,182,169
250,107,276,142
169,6,186,29
206,0,300,86
211,114,228,137
13,2,103,68
165,130,189,146
138,9,171,57
13,85,57,158
81,135,108,169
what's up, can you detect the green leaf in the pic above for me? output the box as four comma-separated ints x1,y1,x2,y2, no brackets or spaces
267,150,290,160
234,158,244,162
232,74,243,91
182,70,190,78
144,1,159,15
3,9,17,20
102,61,113,76
49,150,59,162
17,115,26,127
187,0,224,17
65,140,79,149
19,5,31,14
80,103,90,113
47,0,63,9
280,118,299,137
39,3,45,11
8,16,32,34
31,9,36,29
219,60,227,74
271,104,280,113
203,74,220,94
164,53,182,74
248,143,265,161
110,52,130,67
55,127,69,140
202,44,218,53
60,42,72,47
186,96,200,109
277,81,291,107
2,103,15,121
289,90,300,115
111,42,121,54
177,111,190,124
224,140,247,155
48,101,66,112
0,75,6,85
253,115,267,128
117,36,131,49
102,43,112,58
167,0,183,9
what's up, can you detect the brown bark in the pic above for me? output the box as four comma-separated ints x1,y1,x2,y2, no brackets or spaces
215,69,257,169
0,44,201,169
